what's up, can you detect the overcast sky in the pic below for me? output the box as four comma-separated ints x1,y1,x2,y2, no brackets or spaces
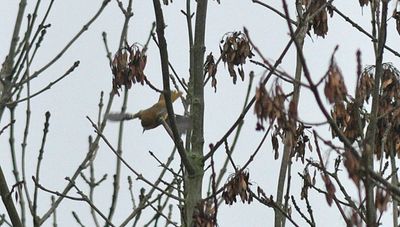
1,0,400,226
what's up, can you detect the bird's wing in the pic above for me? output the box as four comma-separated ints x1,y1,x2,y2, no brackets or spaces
166,115,192,134
157,90,183,104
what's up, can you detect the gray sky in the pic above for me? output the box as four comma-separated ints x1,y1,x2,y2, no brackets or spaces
1,0,400,226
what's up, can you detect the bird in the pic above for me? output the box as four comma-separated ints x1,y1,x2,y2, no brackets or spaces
107,91,191,135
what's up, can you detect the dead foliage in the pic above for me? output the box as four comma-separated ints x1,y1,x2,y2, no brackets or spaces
111,44,147,95
193,200,216,227
302,0,330,37
222,170,253,205
220,31,253,84
204,52,218,92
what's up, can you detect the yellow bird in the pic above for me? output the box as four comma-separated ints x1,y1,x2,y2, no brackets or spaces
107,91,191,134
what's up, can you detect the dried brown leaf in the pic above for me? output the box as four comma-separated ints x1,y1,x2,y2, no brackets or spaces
359,0,369,7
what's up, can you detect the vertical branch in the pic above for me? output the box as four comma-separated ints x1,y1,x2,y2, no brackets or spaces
389,140,399,227
364,1,388,226
106,88,128,225
50,196,57,227
275,2,307,227
8,104,26,226
191,0,207,158
370,0,378,55
184,0,194,155
33,111,51,227
152,0,194,174
0,0,26,85
105,1,133,225
275,128,293,227
0,166,22,227
117,0,134,48
0,1,27,223
151,6,197,223
185,0,194,48
0,1,29,221
185,0,208,226
87,137,101,227
210,156,218,225
152,3,208,225
21,52,33,223
6,0,27,68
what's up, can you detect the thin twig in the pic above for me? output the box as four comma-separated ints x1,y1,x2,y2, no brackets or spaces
21,48,34,218
102,32,113,65
7,104,26,226
66,178,116,227
149,150,182,179
33,111,51,226
241,123,272,171
291,196,314,227
0,120,15,136
328,2,400,58
145,199,179,227
51,196,57,227
86,117,183,202
252,0,297,26
210,155,218,225
120,147,179,226
72,211,86,227
9,61,80,105
250,189,300,227
0,213,13,227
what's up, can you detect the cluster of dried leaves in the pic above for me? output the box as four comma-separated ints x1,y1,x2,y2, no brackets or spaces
347,210,362,227
302,0,333,38
220,31,253,84
344,161,390,226
204,53,218,92
271,131,280,160
111,44,147,95
375,188,390,213
373,64,400,159
343,147,361,188
255,82,311,165
305,158,337,207
326,55,400,217
300,167,316,200
193,200,216,227
270,123,312,163
331,101,365,144
292,124,312,163
324,47,347,104
332,63,400,159
254,83,289,131
222,171,252,205
358,0,369,7
324,49,370,147
321,173,336,206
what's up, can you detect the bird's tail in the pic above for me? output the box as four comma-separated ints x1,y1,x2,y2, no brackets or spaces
106,112,139,121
